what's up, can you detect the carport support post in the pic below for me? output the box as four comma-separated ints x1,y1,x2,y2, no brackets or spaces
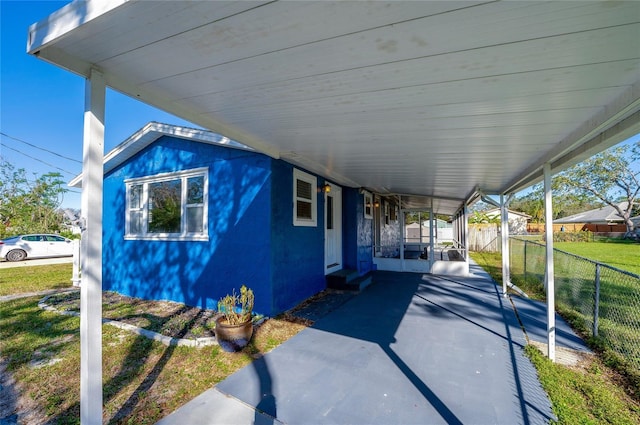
80,68,105,424
429,199,435,270
500,194,510,297
463,202,469,267
543,162,556,362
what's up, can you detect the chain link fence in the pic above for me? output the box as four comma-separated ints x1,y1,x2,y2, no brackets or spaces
510,238,640,371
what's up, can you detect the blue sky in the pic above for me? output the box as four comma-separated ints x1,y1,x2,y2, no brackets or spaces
1,1,199,210
1,1,638,211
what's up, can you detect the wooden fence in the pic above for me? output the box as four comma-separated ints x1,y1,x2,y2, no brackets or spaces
527,222,628,234
468,224,499,252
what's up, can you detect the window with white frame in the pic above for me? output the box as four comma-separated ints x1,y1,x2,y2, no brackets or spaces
364,191,373,219
293,168,317,226
125,167,208,240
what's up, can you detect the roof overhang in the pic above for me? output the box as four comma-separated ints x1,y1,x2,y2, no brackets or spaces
29,0,640,215
67,121,253,188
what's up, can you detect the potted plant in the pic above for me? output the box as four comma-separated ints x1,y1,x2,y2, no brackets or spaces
215,285,254,352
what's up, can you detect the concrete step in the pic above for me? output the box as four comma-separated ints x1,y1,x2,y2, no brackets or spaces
326,270,372,291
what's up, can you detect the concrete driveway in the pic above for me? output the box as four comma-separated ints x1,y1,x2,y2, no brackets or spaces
157,267,555,425
0,257,73,269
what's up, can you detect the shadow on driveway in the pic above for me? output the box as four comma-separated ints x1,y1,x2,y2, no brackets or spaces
207,270,554,424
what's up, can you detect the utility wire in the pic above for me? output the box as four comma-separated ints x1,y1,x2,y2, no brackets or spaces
1,143,78,176
0,131,82,163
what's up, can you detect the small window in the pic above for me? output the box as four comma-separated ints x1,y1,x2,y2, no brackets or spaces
385,200,390,225
293,168,317,227
125,168,208,240
364,192,373,219
390,203,397,221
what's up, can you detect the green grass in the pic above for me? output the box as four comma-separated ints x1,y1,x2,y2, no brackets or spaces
0,263,74,296
509,237,640,384
0,266,308,424
525,345,640,424
471,251,640,423
553,240,640,276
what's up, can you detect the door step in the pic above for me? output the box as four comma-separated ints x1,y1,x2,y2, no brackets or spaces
326,269,372,292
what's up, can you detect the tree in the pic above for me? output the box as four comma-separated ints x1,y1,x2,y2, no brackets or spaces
0,158,68,238
553,141,640,236
468,210,501,225
510,184,602,223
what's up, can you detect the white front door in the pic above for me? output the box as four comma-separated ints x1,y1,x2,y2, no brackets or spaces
324,183,342,274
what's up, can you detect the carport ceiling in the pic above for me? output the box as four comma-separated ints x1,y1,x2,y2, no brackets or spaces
28,1,640,214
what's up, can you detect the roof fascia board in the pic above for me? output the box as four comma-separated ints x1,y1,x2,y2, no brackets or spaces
504,82,640,194
29,45,93,79
550,108,640,174
28,0,127,56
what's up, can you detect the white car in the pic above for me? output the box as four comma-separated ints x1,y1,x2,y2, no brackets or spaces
0,234,74,262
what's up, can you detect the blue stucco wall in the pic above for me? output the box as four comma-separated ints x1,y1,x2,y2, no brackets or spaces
269,160,326,314
344,188,373,274
102,136,274,315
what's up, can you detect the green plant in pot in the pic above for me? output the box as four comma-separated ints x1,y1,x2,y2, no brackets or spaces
215,285,254,352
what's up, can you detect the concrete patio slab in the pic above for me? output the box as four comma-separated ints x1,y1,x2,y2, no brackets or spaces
157,269,556,425
510,295,592,353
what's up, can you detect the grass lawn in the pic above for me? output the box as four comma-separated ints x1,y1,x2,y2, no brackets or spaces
0,263,74,296
0,264,308,424
471,251,640,424
553,240,640,276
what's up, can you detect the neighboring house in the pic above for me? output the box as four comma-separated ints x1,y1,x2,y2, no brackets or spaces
71,122,373,317
554,202,635,233
61,209,82,235
555,202,628,225
484,208,531,235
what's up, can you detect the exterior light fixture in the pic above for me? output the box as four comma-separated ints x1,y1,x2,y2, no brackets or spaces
322,183,331,193
374,200,380,208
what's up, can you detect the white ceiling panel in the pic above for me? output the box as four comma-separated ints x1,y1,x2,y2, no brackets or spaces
28,0,640,214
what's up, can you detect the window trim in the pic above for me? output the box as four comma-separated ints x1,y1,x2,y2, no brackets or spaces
293,168,317,227
124,167,209,241
364,191,373,219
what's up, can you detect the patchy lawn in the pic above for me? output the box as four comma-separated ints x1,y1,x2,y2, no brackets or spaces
0,263,74,296
0,290,310,424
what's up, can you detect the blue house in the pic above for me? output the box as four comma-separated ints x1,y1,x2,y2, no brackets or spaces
73,122,375,316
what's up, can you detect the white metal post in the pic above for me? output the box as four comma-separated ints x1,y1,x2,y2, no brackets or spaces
463,203,469,267
400,204,405,271
543,162,556,362
500,194,510,297
71,239,81,287
429,202,435,270
80,68,105,424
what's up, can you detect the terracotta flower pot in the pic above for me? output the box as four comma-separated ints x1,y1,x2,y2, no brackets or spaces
215,316,253,352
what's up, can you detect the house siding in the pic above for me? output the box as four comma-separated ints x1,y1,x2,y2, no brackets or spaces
101,130,374,317
102,136,273,314
269,160,326,314
344,188,373,274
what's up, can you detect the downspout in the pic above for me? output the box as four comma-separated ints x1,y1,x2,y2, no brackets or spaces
544,162,556,362
80,68,105,424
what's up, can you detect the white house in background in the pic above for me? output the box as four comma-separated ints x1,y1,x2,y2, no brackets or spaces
405,219,453,244
62,209,82,235
485,209,531,235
